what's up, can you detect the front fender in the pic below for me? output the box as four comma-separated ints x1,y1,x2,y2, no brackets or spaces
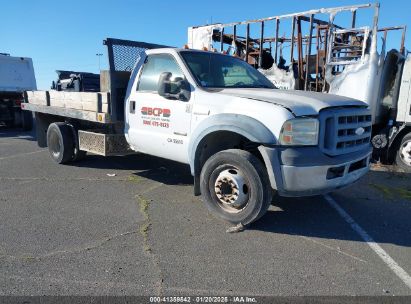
188,113,277,175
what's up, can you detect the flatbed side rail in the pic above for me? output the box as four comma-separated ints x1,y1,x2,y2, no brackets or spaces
21,103,111,124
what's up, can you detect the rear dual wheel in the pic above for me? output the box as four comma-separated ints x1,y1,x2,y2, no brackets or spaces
47,123,74,164
200,149,272,225
46,122,86,164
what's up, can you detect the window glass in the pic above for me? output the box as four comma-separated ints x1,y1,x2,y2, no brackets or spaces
181,51,274,89
137,54,184,92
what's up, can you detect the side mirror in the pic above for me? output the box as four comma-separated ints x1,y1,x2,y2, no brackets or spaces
158,72,191,101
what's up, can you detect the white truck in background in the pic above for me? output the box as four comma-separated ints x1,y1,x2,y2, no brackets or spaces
188,3,411,172
0,53,36,130
22,38,372,226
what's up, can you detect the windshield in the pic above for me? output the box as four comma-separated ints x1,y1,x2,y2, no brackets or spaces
180,51,275,89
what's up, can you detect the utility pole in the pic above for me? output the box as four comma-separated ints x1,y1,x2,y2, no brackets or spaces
96,53,103,71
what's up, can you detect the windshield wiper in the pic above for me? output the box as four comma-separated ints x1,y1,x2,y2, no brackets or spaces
253,84,274,89
229,84,273,89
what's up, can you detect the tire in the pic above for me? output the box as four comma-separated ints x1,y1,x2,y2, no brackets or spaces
46,122,74,164
21,111,33,131
395,132,411,173
35,112,49,148
68,124,87,162
73,149,87,162
200,149,272,225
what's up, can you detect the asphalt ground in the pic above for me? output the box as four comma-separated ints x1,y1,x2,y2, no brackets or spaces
1,127,411,297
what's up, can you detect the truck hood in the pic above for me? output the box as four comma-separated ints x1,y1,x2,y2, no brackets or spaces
216,88,366,116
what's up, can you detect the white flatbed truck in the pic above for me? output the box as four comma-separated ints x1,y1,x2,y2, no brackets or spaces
22,38,372,225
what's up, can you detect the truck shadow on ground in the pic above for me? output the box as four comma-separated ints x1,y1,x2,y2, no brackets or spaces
77,154,411,247
74,153,194,186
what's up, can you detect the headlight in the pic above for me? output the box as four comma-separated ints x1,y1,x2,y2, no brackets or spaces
279,118,319,146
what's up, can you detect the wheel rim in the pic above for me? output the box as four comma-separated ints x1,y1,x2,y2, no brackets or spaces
399,140,411,167
49,130,61,158
214,167,250,213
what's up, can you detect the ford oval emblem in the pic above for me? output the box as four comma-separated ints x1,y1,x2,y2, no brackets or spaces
355,127,365,136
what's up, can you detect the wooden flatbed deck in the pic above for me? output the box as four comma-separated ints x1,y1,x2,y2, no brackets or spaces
23,90,112,123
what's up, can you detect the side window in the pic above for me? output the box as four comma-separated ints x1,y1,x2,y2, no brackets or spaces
137,54,184,92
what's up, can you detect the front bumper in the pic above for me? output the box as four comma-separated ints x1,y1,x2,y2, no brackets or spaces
259,145,372,197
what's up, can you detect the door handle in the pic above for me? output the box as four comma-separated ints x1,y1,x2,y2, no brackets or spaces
130,101,136,113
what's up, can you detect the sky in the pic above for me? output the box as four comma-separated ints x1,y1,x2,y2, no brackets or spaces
1,0,411,89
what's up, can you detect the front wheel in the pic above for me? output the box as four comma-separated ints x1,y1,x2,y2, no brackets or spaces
395,133,411,173
200,149,272,225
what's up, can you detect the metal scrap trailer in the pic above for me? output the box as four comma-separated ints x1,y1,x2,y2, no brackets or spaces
188,3,406,94
188,3,411,172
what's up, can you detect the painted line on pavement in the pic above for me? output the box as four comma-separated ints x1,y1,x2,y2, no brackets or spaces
324,194,411,290
0,150,44,161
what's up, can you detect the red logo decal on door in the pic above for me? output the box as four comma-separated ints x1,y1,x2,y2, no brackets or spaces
141,107,171,117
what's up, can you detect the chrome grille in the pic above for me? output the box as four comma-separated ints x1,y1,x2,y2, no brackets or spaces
319,108,372,156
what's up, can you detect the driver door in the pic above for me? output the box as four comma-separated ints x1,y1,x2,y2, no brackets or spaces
127,54,192,163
